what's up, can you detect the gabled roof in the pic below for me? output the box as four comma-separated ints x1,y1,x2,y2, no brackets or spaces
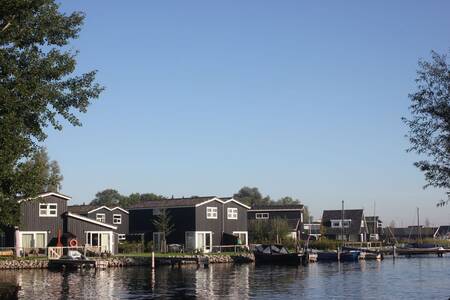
68,205,129,215
248,204,304,212
321,209,365,235
66,212,117,230
129,196,250,210
18,191,72,203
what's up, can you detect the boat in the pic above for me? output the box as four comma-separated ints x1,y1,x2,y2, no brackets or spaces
362,252,383,260
340,250,360,261
316,250,339,262
253,244,301,265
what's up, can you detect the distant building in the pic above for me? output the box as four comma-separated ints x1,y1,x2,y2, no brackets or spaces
302,220,321,240
384,225,438,242
247,204,304,240
365,216,383,241
321,209,367,242
129,196,249,252
434,225,450,239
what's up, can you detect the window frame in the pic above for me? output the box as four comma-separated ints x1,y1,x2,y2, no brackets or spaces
39,203,58,217
96,213,106,223
206,207,218,219
118,234,126,241
227,207,238,220
255,213,269,219
113,214,122,224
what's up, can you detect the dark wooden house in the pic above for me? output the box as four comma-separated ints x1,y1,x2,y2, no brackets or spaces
321,209,368,242
247,204,304,240
365,216,383,241
68,205,129,241
13,192,118,255
129,196,249,252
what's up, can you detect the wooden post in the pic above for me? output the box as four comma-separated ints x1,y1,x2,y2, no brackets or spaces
152,251,155,269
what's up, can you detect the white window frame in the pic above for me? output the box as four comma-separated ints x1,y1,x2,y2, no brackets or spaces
195,231,213,253
227,207,238,220
255,213,269,219
39,203,57,217
118,234,126,241
85,231,113,253
96,213,106,223
206,207,218,219
331,219,351,228
113,214,122,224
232,231,248,246
18,231,48,249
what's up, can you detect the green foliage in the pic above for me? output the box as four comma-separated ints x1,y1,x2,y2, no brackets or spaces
0,0,102,226
233,186,272,207
118,241,144,254
248,218,291,244
153,209,175,243
277,196,300,205
90,190,165,208
403,51,450,192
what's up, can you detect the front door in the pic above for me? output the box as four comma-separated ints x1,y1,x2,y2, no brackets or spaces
196,232,212,253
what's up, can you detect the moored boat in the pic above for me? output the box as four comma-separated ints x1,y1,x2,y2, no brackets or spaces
316,251,339,262
253,244,301,265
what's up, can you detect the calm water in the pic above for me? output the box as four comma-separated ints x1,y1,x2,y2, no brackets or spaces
1,257,450,299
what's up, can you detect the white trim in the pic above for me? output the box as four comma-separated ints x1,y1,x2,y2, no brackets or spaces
18,231,48,248
118,234,126,241
85,231,114,253
206,207,218,219
232,231,248,246
96,213,106,223
227,207,238,220
196,197,223,207
195,197,251,210
256,212,269,219
88,206,129,214
195,231,213,253
18,192,71,203
67,212,117,230
113,214,122,224
39,203,58,217
248,208,304,212
223,199,251,210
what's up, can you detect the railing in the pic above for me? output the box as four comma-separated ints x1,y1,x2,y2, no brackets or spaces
343,241,383,249
47,246,108,260
211,245,249,253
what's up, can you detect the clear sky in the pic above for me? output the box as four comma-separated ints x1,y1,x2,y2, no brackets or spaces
46,1,450,225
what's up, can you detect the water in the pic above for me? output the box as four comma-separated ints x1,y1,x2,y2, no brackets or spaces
1,257,450,299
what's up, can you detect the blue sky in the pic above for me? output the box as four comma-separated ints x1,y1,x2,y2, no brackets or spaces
46,1,450,225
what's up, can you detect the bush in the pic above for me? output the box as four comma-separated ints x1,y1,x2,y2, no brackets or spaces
118,241,144,254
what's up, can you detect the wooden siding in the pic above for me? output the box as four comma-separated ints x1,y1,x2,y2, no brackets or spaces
19,195,68,246
86,209,129,235
195,200,223,245
223,202,248,234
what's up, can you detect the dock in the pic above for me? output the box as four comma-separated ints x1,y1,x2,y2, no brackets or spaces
48,258,100,270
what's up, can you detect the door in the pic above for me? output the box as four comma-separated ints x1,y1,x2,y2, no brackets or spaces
196,232,212,253
22,234,33,249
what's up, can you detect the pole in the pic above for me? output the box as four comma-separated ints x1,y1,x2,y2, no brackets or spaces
152,251,155,269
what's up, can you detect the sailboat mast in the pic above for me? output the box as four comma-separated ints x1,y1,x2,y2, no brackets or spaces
341,200,344,244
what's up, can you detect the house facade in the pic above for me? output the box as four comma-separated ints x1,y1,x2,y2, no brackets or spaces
129,196,249,252
365,216,383,241
321,209,368,242
68,205,129,241
14,192,118,255
247,205,304,240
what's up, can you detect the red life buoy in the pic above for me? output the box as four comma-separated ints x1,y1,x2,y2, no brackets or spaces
69,239,78,247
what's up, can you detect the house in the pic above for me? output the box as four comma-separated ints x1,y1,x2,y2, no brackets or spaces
247,204,304,240
129,196,249,252
302,220,322,240
365,216,383,241
321,209,367,242
12,192,119,255
68,205,129,241
384,226,438,242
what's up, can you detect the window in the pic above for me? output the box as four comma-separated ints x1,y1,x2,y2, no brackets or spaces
96,213,106,223
20,232,47,249
233,232,248,246
227,208,238,220
331,219,351,228
39,203,57,217
206,207,217,219
113,214,122,224
255,213,269,219
86,232,111,252
118,234,126,241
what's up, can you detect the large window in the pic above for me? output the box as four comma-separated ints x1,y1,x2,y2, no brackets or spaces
39,203,57,217
331,219,351,228
20,232,47,249
96,213,106,223
86,232,111,252
255,213,269,219
206,207,217,219
113,214,122,224
227,208,238,220
233,231,248,246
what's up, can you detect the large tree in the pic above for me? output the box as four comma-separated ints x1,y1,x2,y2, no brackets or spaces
90,189,124,207
233,186,272,207
403,51,450,202
0,0,103,226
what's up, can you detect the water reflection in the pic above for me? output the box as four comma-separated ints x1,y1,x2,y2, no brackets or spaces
0,258,449,299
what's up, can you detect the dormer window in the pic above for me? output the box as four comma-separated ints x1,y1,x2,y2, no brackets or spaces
39,203,57,217
227,208,238,220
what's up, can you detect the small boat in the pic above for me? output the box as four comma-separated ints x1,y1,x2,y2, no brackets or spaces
253,244,301,265
316,250,339,262
361,252,383,260
340,250,360,261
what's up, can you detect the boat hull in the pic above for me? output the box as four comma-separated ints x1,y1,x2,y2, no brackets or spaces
253,252,301,265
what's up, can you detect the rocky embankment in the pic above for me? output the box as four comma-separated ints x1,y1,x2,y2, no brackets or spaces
0,253,255,269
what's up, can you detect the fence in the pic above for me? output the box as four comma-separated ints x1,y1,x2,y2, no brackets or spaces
211,245,249,253
0,246,108,259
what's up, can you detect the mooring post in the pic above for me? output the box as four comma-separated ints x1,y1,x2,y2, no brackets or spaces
152,251,155,269
393,245,396,261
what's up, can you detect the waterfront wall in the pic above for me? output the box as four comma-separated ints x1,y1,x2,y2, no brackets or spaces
0,253,255,269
